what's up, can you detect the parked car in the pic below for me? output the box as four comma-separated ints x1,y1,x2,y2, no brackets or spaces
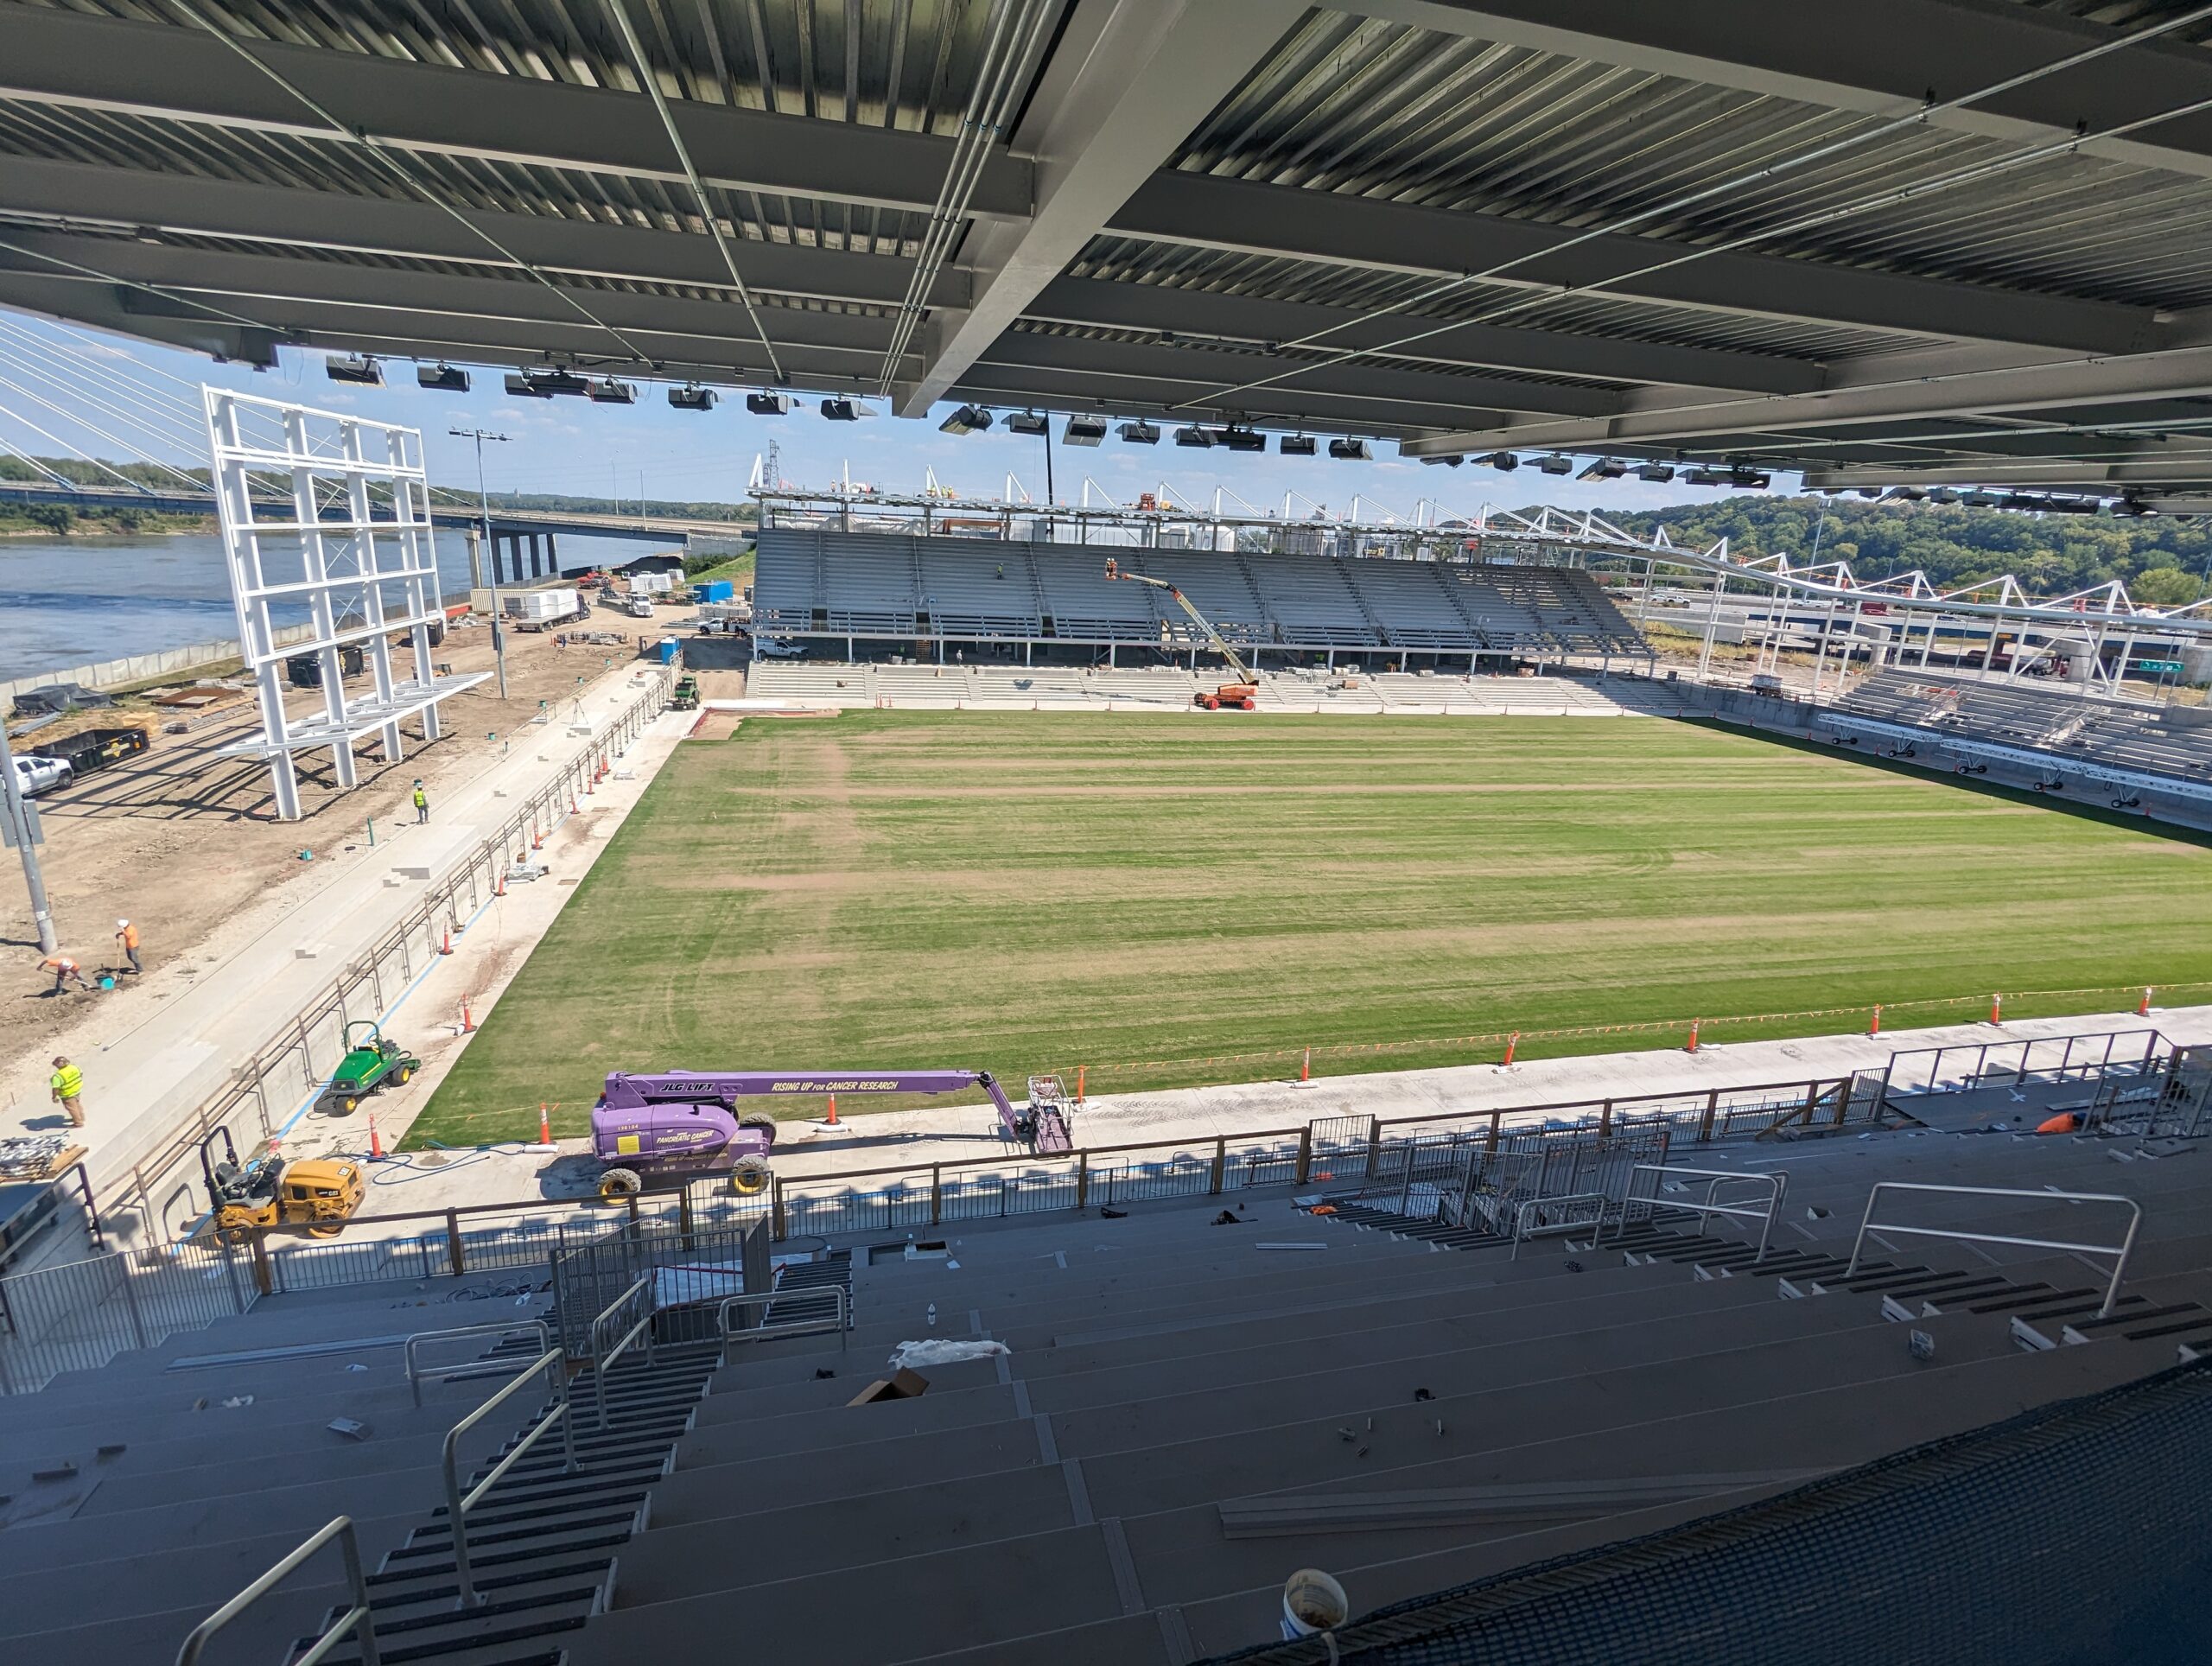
11,754,73,798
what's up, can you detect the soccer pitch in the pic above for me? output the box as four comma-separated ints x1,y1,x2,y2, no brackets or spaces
412,710,2212,1145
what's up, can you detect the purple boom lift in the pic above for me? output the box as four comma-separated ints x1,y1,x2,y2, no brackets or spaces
589,1069,1073,1199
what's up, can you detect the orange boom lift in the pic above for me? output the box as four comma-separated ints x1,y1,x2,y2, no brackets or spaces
1103,558,1260,710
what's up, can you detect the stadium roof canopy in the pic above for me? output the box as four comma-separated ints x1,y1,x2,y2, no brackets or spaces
16,1,2212,503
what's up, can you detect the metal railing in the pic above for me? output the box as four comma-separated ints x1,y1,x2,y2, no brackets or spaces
717,1287,849,1355
1612,1165,1789,1262
442,1346,576,1608
405,1319,550,1408
588,1275,657,1430
1847,1182,2143,1319
1510,1192,1612,1260
174,1515,378,1666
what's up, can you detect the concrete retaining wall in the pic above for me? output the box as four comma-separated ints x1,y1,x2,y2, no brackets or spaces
1,622,319,706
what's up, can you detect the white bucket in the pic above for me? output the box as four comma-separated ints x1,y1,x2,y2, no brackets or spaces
1280,1567,1348,1639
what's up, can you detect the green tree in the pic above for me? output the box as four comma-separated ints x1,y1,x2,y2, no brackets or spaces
2132,566,2203,607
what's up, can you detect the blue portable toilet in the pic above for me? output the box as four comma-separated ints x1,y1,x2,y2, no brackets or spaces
658,637,680,665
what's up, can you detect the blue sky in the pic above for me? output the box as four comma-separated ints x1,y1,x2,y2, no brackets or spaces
3,311,1786,518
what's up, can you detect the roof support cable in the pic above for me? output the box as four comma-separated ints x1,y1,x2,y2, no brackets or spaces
168,0,663,371
876,0,1055,393
0,327,213,456
0,320,211,429
0,350,208,479
0,395,166,493
1169,0,2212,414
602,0,786,382
0,367,208,488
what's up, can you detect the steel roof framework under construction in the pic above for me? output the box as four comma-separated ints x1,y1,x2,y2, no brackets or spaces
18,3,2212,503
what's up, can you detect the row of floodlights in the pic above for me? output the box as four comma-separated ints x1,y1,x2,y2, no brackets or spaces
938,405,1374,458
1413,450,1772,489
330,354,777,411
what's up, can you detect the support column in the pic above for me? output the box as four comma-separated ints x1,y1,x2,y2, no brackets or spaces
547,532,559,577
466,527,484,591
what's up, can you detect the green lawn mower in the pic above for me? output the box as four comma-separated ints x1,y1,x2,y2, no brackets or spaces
318,1021,422,1115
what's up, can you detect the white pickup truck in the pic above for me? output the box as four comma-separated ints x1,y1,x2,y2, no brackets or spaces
10,754,72,798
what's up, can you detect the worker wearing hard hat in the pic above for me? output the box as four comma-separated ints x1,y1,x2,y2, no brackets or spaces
50,1056,85,1128
39,951,93,995
115,918,143,976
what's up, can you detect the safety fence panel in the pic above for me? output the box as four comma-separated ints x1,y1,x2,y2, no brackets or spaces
0,1236,256,1394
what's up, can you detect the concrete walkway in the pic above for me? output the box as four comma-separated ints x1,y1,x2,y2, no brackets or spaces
2,660,672,1211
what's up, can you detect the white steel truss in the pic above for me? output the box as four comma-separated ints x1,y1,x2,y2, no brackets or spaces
204,386,486,820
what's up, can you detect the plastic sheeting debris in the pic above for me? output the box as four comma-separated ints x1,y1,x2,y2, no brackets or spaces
887,1339,1009,1370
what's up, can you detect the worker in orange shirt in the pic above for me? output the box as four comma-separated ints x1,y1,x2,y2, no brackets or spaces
115,919,143,975
40,951,93,994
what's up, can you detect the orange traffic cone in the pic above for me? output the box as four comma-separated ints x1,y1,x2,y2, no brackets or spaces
439,926,454,955
1869,1005,1881,1037
1990,992,2003,1025
1503,1032,1520,1067
461,998,475,1033
1300,1047,1312,1084
531,826,543,850
1076,1066,1085,1105
526,1102,556,1153
1686,1019,1701,1054
2139,985,2154,1017
495,869,507,897
823,1094,839,1127
367,1112,385,1161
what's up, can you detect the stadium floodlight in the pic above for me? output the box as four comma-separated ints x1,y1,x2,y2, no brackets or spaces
1960,488,2000,507
1726,468,1771,490
1578,458,1626,480
1856,486,1883,499
820,397,862,421
1279,434,1318,456
1483,451,1519,472
1881,486,1924,502
325,354,383,387
1118,419,1161,444
509,369,589,397
1927,487,1960,504
1005,410,1049,436
2112,496,2157,517
1064,415,1109,447
1421,454,1463,467
2047,496,2101,515
1536,454,1573,476
1218,427,1267,453
939,404,993,435
416,363,470,392
1327,437,1371,461
1681,466,1726,486
746,391,793,415
588,378,639,404
505,371,553,399
1633,462,1675,482
668,385,717,410
1174,424,1215,448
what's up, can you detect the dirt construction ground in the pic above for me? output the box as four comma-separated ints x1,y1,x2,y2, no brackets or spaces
3,616,677,1068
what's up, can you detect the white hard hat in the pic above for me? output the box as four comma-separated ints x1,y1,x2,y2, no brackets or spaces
117,918,129,927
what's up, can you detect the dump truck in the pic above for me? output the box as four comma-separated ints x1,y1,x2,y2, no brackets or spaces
591,1068,1071,1202
200,1129,364,1242
316,1021,421,1116
1103,559,1259,709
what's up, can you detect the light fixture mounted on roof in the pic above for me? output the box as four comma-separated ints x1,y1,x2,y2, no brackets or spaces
1421,454,1463,467
1327,438,1371,461
1173,424,1215,448
1279,434,1318,456
1726,468,1771,490
1536,455,1573,476
505,372,553,400
1960,488,2000,507
1483,451,1518,472
1064,415,1109,448
821,397,862,421
1005,410,1049,436
939,404,993,436
1218,427,1267,453
1881,486,1924,502
416,363,469,392
1633,463,1675,482
509,368,589,398
1681,466,1726,486
1118,419,1161,445
1577,458,1626,480
746,391,793,416
325,354,383,387
588,378,639,405
668,385,716,410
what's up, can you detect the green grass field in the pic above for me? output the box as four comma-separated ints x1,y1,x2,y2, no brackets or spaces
411,712,2212,1145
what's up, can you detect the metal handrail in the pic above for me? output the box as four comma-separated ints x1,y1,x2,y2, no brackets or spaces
588,1273,656,1430
1510,1192,1611,1261
716,1285,849,1354
441,1346,576,1608
1847,1182,2143,1319
404,1319,550,1408
1611,1165,1788,1262
175,1515,378,1666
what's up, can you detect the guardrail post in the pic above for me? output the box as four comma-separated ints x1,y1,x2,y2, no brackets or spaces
250,1230,275,1298
1294,1125,1313,1186
1364,1122,1382,1180
1209,1137,1227,1195
1698,1089,1719,1141
116,1256,149,1351
1075,1152,1090,1211
1598,1099,1614,1138
677,1186,695,1250
930,1165,943,1224
1802,1078,1821,1122
1830,1076,1854,1128
1484,1109,1503,1154
771,1176,787,1241
445,1210,465,1276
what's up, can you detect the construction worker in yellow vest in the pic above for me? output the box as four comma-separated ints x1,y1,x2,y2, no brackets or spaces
50,1056,85,1128
412,779,429,824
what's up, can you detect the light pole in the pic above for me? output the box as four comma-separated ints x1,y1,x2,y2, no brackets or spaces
451,428,511,699
0,720,57,953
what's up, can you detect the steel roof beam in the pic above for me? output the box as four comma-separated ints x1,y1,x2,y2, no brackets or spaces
1025,276,1823,394
0,8,1031,220
1106,173,2152,354
0,156,969,310
1801,455,2212,490
893,0,1307,417
0,232,907,364
1350,0,2212,182
949,366,1506,437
